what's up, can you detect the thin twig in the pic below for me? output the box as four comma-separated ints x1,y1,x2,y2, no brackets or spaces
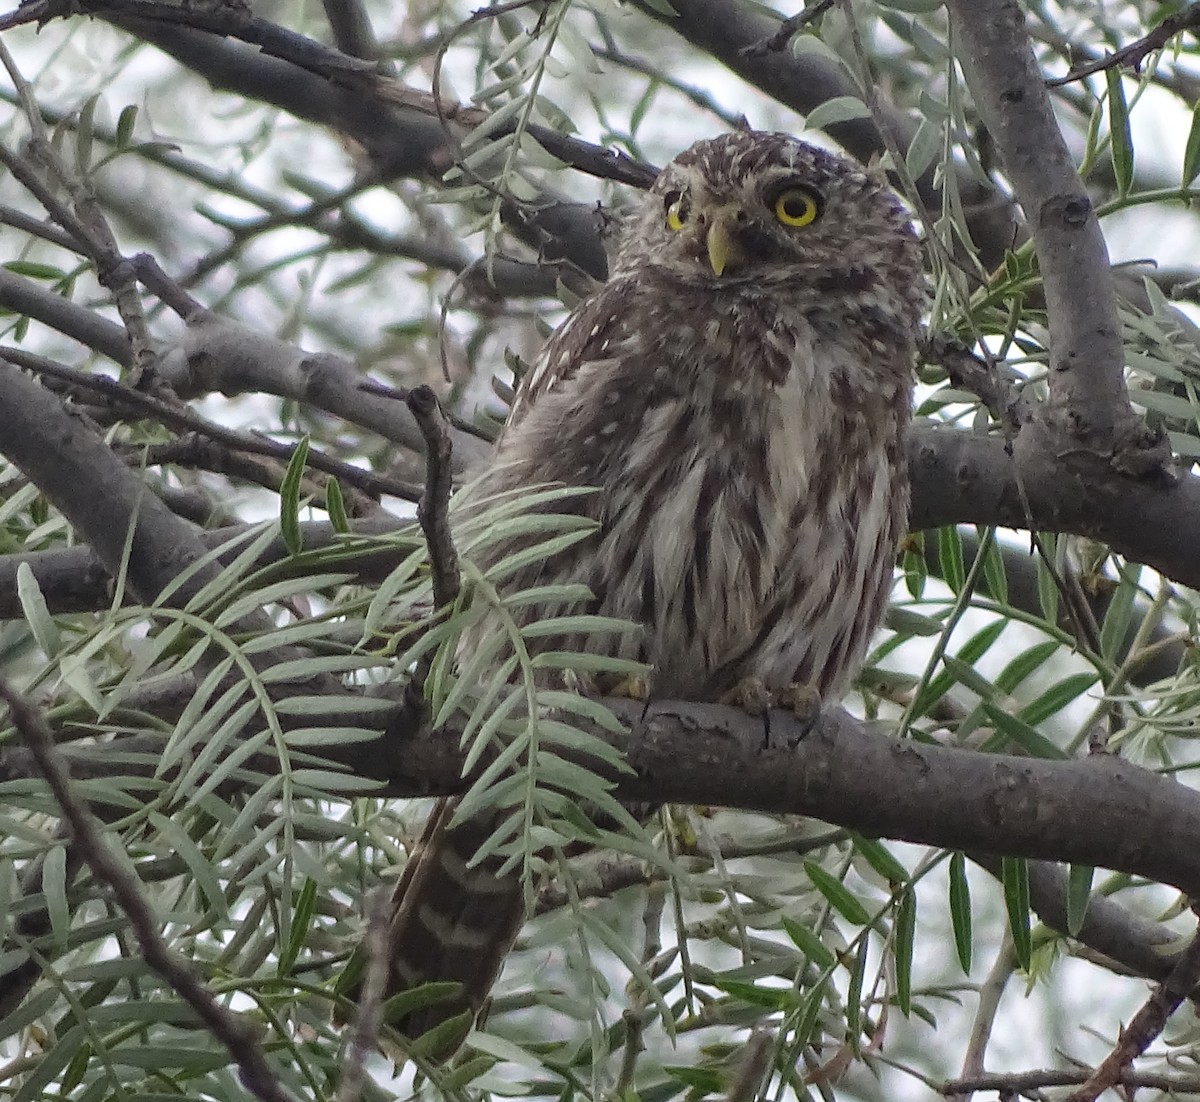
944,1067,1200,1094
359,376,496,443
921,335,1025,431
1066,911,1200,1102
3,349,421,503
740,0,836,57
724,1029,774,1102
947,934,1016,1102
1045,1,1200,87
0,39,157,379
335,888,391,1102
130,252,205,319
405,385,461,612
0,679,300,1102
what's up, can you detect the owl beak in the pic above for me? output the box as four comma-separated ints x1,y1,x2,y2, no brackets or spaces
705,211,748,277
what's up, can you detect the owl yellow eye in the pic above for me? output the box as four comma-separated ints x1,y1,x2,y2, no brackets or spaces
665,195,689,232
773,187,820,228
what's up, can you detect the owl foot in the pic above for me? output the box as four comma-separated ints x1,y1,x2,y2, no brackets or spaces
723,678,822,748
609,673,651,701
723,676,772,715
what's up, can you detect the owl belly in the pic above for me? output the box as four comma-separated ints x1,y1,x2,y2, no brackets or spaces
481,311,909,704
591,381,905,703
601,475,895,701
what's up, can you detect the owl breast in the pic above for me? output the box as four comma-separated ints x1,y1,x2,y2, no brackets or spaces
484,278,912,703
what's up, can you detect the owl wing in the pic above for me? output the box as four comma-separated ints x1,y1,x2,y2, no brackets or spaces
502,279,640,435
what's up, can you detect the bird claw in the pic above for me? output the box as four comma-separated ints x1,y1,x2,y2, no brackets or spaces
610,673,651,700
724,678,822,749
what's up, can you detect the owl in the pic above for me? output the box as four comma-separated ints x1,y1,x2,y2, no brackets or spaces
377,130,925,1045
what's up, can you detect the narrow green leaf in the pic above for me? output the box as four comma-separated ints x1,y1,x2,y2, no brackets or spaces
1066,864,1094,936
279,436,310,554
325,477,349,532
1020,672,1098,726
795,977,828,1045
75,93,98,172
982,702,1068,759
16,562,60,658
852,834,910,884
279,877,318,976
1105,69,1134,196
940,655,1000,700
884,606,944,637
441,1055,500,1091
895,890,916,1016
44,844,69,947
712,978,793,1010
938,525,965,592
981,531,1008,604
580,909,677,1035
957,619,1007,665
1100,563,1141,661
1036,536,1059,624
905,116,941,181
845,935,869,1044
115,103,138,146
0,987,57,1042
948,852,972,973
147,812,225,920
1184,102,1200,186
805,95,872,131
664,1066,723,1092
780,916,836,970
61,1042,90,1093
3,260,66,280
804,861,872,926
1002,856,1032,970
0,860,13,944
995,640,1059,694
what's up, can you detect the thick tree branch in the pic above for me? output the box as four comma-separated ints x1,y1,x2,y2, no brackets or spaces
13,695,1200,950
7,350,421,504
0,362,383,698
0,360,235,607
347,699,1200,898
908,425,1200,588
945,0,1139,448
0,267,132,366
155,313,493,472
7,424,1200,619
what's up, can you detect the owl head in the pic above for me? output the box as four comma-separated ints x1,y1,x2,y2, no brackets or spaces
612,131,923,304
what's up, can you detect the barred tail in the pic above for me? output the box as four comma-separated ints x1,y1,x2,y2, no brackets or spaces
384,797,527,1045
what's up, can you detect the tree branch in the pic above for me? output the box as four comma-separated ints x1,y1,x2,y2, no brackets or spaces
1045,2,1200,88
945,0,1140,448
7,423,1200,619
1066,917,1200,1102
155,313,493,472
406,385,461,610
6,693,1200,1005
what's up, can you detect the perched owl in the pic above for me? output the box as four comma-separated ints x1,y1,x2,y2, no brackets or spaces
379,130,925,1044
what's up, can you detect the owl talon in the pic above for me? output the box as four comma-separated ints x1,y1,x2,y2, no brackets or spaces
723,676,771,715
610,674,651,701
779,683,822,746
724,679,822,747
